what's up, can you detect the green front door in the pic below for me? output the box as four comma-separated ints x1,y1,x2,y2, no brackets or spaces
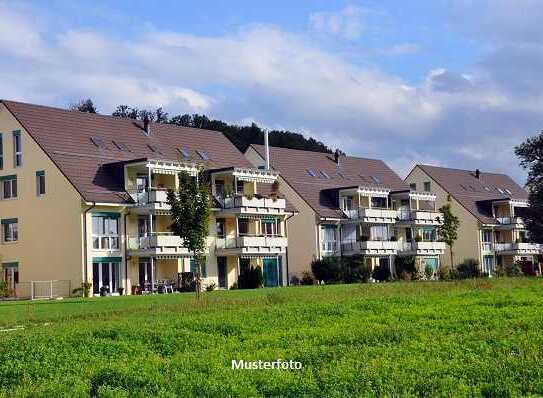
263,258,279,287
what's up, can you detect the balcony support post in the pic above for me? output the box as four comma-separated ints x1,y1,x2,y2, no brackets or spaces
151,257,155,293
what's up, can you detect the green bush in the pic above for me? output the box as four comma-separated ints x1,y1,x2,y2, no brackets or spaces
437,264,452,280
342,255,371,283
300,272,315,285
206,282,216,292
311,256,342,283
425,264,434,280
395,256,417,280
238,266,263,289
455,259,480,279
372,263,391,282
0,281,10,298
496,262,524,277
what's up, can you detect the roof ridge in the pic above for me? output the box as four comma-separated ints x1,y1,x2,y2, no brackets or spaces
418,163,509,178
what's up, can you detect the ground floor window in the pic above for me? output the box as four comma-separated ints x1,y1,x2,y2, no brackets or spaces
2,262,19,291
139,259,155,290
190,257,207,277
483,255,495,275
321,225,338,252
421,257,439,274
92,261,120,295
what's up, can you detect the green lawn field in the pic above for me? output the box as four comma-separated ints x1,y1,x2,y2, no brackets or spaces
1,278,543,397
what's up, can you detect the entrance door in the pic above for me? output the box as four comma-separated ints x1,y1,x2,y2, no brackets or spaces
139,259,155,291
263,258,279,287
217,257,227,288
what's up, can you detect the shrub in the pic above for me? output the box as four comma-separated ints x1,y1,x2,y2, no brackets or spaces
518,260,536,276
455,259,480,279
342,255,371,283
395,256,417,280
372,263,391,282
496,262,524,277
206,282,216,292
437,264,452,280
425,264,434,280
311,256,342,283
238,266,263,289
300,272,315,285
0,281,10,298
414,235,422,242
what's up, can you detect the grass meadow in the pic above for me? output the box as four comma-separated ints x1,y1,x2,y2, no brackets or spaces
1,278,543,397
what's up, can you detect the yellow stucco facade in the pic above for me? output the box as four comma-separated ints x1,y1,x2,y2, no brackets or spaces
0,103,84,296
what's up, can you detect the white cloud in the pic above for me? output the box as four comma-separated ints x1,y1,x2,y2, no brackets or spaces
309,5,366,40
1,2,541,183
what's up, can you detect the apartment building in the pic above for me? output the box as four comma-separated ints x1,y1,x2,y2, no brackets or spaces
245,145,445,280
0,100,293,297
405,165,541,274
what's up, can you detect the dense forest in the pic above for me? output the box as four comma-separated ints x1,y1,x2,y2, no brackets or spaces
70,99,332,154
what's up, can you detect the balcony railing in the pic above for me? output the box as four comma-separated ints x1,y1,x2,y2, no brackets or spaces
397,209,441,224
340,240,398,253
496,217,524,226
493,242,541,254
215,235,288,252
342,207,398,221
397,241,446,254
217,194,286,211
130,189,171,209
128,233,187,254
321,241,338,253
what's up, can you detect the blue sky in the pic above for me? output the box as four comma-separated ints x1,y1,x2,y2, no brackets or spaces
2,0,542,182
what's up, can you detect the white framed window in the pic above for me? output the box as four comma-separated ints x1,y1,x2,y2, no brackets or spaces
13,130,22,167
36,171,45,196
482,255,495,275
341,196,353,211
421,227,437,242
2,219,18,243
92,214,120,250
261,219,278,236
1,176,17,199
321,224,337,252
92,260,120,295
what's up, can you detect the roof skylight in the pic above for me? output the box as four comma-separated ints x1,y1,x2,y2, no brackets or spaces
90,137,106,149
178,147,191,160
196,150,209,161
306,169,316,177
147,144,163,155
320,171,330,179
112,141,129,151
370,175,380,184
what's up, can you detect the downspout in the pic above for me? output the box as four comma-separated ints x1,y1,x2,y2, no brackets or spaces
124,211,128,294
284,212,295,286
83,202,96,283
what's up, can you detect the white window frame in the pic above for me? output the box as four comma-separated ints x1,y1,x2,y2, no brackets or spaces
92,261,120,295
321,225,338,252
2,219,18,243
13,131,22,167
92,215,120,250
2,177,17,199
36,171,46,196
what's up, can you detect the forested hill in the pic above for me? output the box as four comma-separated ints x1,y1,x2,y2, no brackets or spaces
68,99,333,154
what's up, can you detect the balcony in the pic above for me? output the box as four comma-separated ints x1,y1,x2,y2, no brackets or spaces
493,242,541,255
216,194,286,215
130,189,171,214
215,235,287,256
397,241,446,256
128,233,190,257
342,208,398,224
495,217,525,229
340,240,398,255
397,209,441,225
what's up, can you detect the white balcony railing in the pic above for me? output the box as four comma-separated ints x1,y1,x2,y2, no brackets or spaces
130,189,171,210
128,233,187,254
218,195,286,211
321,241,338,253
397,209,441,224
494,242,541,254
342,207,397,222
340,240,398,253
398,241,446,254
215,235,288,250
496,217,524,226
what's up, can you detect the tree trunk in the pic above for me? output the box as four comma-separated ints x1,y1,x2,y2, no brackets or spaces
449,245,454,268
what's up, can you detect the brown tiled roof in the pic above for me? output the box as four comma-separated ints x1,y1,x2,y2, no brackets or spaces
250,145,407,218
416,164,528,224
3,100,253,203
